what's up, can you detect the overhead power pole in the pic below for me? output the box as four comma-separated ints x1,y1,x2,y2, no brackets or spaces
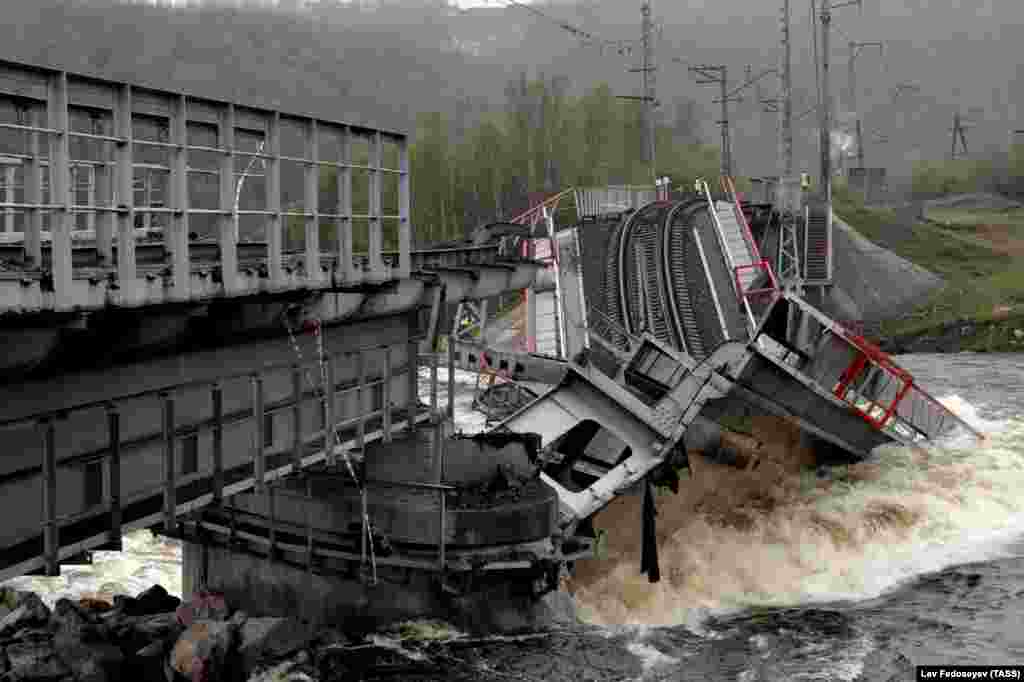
950,112,970,160
779,0,793,179
774,0,802,290
689,65,731,177
817,0,861,203
778,0,793,200
688,64,778,179
621,1,658,182
642,0,656,176
847,40,883,169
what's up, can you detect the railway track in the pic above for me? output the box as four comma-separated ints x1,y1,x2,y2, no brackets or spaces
662,198,709,360
602,197,734,361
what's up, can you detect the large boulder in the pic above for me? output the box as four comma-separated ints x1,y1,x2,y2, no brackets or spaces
5,639,70,680
236,617,317,677
0,593,51,638
116,585,181,618
53,637,124,682
168,611,247,682
175,591,230,627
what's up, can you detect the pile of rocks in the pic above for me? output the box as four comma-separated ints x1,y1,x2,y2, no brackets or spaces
0,584,377,682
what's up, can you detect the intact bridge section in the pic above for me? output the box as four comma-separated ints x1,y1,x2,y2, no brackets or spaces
0,57,547,598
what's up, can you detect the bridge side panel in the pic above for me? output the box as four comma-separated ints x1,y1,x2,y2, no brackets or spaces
0,317,419,558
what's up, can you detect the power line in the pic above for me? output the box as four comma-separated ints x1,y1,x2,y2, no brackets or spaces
497,0,640,54
689,65,735,177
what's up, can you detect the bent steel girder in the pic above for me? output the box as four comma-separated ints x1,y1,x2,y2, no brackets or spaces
495,331,745,530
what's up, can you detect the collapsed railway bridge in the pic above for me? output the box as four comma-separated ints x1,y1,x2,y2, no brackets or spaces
0,56,984,633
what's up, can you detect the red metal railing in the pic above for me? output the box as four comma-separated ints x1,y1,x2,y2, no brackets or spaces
832,338,914,432
508,190,570,355
829,326,986,440
734,260,780,302
721,176,780,304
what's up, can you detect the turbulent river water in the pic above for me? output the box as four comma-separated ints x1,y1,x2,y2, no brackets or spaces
4,353,1023,681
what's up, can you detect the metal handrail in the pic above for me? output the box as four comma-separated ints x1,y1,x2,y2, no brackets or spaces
508,187,576,226
785,293,986,441
0,336,421,430
698,179,757,333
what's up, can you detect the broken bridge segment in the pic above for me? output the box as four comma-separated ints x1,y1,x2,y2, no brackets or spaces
494,331,745,531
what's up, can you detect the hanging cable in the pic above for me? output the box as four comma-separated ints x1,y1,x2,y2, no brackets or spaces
281,309,379,584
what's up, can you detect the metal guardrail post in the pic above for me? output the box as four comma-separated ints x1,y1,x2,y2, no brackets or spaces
368,131,384,276
360,488,368,567
337,126,353,283
382,346,392,442
325,354,336,466
305,477,314,572
252,375,265,494
161,392,177,534
430,347,439,415
23,106,42,268
398,136,412,277
41,417,59,576
292,365,304,470
266,111,283,285
447,335,455,421
407,339,418,432
356,351,366,453
170,93,190,298
436,419,446,574
106,405,122,550
211,383,224,505
267,482,277,559
304,118,321,284
114,83,135,286
218,104,238,293
48,71,72,308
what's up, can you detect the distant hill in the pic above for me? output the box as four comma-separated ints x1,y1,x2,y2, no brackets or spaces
2,0,1022,176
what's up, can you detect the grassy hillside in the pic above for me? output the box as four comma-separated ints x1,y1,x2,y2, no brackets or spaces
831,188,1024,350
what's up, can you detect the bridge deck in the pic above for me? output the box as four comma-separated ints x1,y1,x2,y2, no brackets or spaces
0,335,456,582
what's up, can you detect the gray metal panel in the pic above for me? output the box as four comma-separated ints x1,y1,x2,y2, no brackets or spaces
737,354,891,455
0,57,415,314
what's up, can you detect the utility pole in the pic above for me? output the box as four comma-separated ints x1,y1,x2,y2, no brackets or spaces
817,0,861,203
642,0,656,176
950,113,970,160
778,0,793,185
774,0,802,289
621,1,658,182
688,64,778,179
689,65,731,177
847,40,883,169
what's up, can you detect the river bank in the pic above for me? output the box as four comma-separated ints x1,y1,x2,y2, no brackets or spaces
877,312,1024,354
842,191,1024,353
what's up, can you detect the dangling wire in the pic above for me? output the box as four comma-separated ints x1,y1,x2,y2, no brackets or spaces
281,310,359,485
281,308,378,584
363,507,378,585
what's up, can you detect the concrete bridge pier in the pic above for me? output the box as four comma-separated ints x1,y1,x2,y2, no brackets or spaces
178,423,579,635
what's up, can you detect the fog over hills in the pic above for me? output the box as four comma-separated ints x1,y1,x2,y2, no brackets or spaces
2,0,1020,179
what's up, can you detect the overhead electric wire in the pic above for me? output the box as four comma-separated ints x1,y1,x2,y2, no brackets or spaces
494,0,639,53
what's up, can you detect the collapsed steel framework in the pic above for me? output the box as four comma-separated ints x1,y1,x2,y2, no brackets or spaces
475,177,983,538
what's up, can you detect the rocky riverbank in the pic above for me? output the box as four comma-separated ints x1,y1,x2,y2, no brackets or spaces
0,582,658,682
0,583,326,681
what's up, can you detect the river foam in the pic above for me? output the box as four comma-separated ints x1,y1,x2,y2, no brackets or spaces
572,395,1024,627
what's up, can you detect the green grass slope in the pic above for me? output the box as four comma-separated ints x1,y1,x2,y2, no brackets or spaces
831,187,1024,351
